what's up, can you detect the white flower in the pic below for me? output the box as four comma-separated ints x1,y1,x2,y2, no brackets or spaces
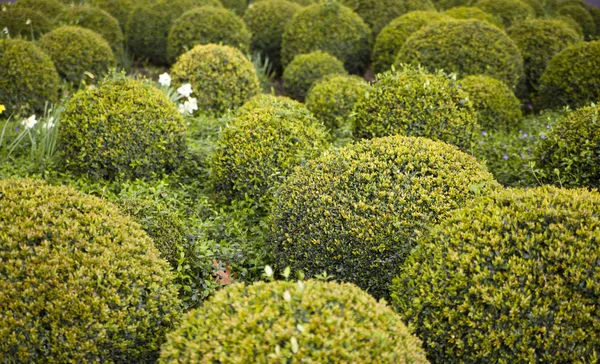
25,19,31,25
158,72,171,87
264,265,274,278
22,115,38,130
178,97,198,115
283,290,291,302
43,117,55,130
177,83,193,97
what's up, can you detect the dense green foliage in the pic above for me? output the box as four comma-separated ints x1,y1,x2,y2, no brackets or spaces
270,135,497,299
432,0,476,10
444,6,501,26
558,4,596,39
282,51,347,101
281,1,371,74
0,178,182,362
0,39,60,115
238,93,305,113
396,20,524,88
475,0,535,28
89,0,138,28
159,280,428,363
0,7,52,40
392,186,600,363
220,0,246,14
59,79,187,180
14,0,63,18
170,44,260,114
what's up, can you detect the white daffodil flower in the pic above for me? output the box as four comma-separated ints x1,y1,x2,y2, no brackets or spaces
22,115,38,129
43,117,55,130
177,83,193,97
158,72,171,87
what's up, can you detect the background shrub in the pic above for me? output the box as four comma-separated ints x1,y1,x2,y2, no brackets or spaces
444,6,501,27
159,280,428,363
539,40,600,109
391,186,600,363
396,20,524,89
353,67,479,151
281,1,371,74
592,7,600,38
239,93,305,113
14,0,63,18
270,135,497,299
170,44,260,114
0,39,59,115
89,0,137,28
475,0,536,28
558,4,596,39
0,7,52,40
220,0,246,14
432,0,476,10
282,51,347,101
0,178,182,363
39,26,115,85
59,79,187,180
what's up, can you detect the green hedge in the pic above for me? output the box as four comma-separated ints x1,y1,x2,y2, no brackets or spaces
475,0,536,28
282,51,347,101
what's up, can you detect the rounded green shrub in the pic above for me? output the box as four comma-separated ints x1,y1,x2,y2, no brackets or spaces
170,44,260,114
281,1,371,74
396,20,524,88
340,0,435,36
243,0,301,75
159,280,428,363
59,79,187,180
521,0,545,16
0,7,52,40
283,51,347,101
534,105,600,187
475,0,536,28
14,0,63,18
220,0,246,14
305,74,369,134
558,4,596,39
352,67,479,151
238,93,305,113
270,135,497,299
0,178,182,363
539,40,600,109
372,10,451,74
592,7,600,37
167,6,250,63
0,39,59,115
126,0,222,65
391,186,600,363
444,6,502,27
433,0,476,10
210,105,328,209
89,0,138,28
39,26,115,85
553,14,585,36
459,75,522,132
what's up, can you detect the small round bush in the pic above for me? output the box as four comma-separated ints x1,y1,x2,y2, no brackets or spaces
0,178,182,363
0,39,59,114
270,135,497,299
475,0,535,28
167,6,250,63
0,7,52,40
220,0,246,14
243,0,301,75
444,6,502,27
459,75,522,132
352,67,479,151
539,41,600,109
396,20,524,89
281,1,371,74
372,11,451,74
391,186,600,363
558,4,596,39
170,44,260,114
39,26,115,85
534,105,600,187
239,93,305,113
159,280,428,363
14,0,63,18
283,51,348,101
59,79,187,180
89,0,137,28
305,74,369,134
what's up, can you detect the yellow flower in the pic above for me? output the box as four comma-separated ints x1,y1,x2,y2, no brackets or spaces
0,105,5,114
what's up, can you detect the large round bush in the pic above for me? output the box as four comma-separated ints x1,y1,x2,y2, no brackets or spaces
391,186,600,363
281,1,371,74
0,178,182,363
0,7,52,40
270,135,497,299
159,280,428,363
352,67,479,151
475,0,535,28
0,39,59,114
372,11,451,74
167,6,250,63
59,79,187,180
14,0,63,18
396,20,524,88
539,40,600,109
39,26,115,85
282,51,347,101
170,44,260,114
558,4,596,39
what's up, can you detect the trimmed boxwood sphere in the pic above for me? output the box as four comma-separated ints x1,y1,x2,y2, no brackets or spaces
539,40,600,109
391,186,600,363
0,39,60,115
459,75,522,133
243,0,301,75
444,6,502,27
89,0,138,28
159,280,428,363
14,0,63,18
396,20,524,89
283,51,348,101
0,7,52,40
0,178,182,363
39,26,115,85
372,11,451,74
352,67,479,151
475,0,536,28
170,44,260,114
281,1,371,74
167,6,250,63
558,4,596,39
270,135,497,299
59,79,187,181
